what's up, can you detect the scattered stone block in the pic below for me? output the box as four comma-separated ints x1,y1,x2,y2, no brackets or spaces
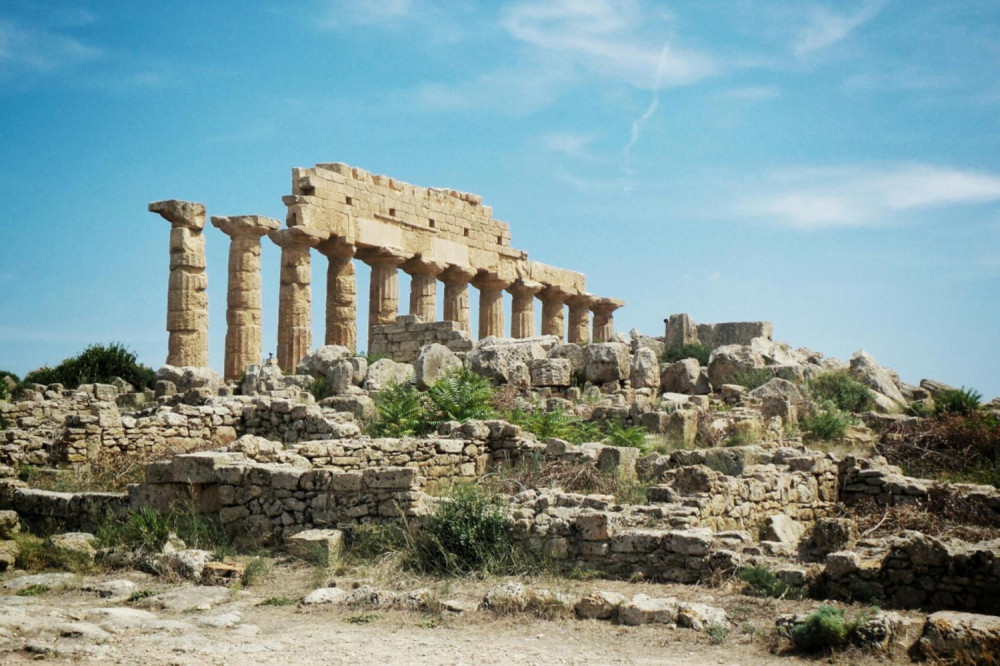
286,528,343,566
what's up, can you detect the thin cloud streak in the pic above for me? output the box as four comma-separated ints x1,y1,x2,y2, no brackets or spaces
794,0,886,58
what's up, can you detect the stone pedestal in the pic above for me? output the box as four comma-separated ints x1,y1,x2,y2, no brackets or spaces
358,248,410,351
566,293,596,345
508,279,544,339
211,215,281,381
149,199,209,368
539,286,571,341
472,273,512,340
441,265,477,335
402,257,446,323
591,297,625,343
270,227,324,373
317,239,357,352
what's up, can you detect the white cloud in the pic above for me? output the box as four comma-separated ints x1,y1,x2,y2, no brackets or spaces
541,132,596,157
794,0,886,58
501,0,714,90
737,164,1000,230
0,18,101,76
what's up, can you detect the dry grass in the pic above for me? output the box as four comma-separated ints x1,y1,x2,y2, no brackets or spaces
843,491,1000,542
480,457,649,505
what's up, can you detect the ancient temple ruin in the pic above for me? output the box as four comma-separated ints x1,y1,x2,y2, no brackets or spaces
151,163,624,380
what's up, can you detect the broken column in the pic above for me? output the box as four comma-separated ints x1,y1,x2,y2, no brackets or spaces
472,273,512,340
591,297,625,343
539,285,571,341
358,248,410,350
210,215,281,381
508,279,544,339
566,293,595,345
402,257,446,323
149,199,209,367
270,226,324,373
317,239,357,351
441,265,477,335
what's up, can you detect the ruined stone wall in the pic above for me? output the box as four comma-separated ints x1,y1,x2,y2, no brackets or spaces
664,313,773,350
369,316,474,363
2,485,129,533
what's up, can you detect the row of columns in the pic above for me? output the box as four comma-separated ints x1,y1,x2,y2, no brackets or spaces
152,202,623,380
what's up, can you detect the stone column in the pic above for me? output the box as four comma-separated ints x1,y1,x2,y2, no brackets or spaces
149,199,209,368
507,279,544,339
566,293,596,345
472,273,513,340
440,265,477,335
269,227,324,373
591,297,625,343
210,215,281,381
357,248,410,351
539,286,571,341
317,239,357,352
402,257,446,323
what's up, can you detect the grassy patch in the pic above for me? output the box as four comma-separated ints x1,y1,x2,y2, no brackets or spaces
660,342,711,366
787,605,879,653
738,566,805,600
16,584,50,597
126,589,158,604
241,555,273,587
482,455,648,505
801,402,853,441
346,612,380,624
707,623,730,645
95,504,230,554
732,368,773,391
805,372,875,413
258,596,298,607
933,386,982,417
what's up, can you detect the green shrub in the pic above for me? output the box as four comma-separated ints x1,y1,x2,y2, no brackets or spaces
16,584,50,597
738,565,805,599
126,589,158,604
344,522,409,561
308,376,335,400
801,402,853,441
346,612,380,624
806,372,875,413
603,419,648,451
661,342,711,366
368,382,430,437
732,368,773,390
426,367,495,423
241,556,273,586
22,343,154,390
96,505,229,554
258,596,298,607
13,532,55,570
413,484,514,575
934,387,982,417
707,623,730,645
788,605,880,653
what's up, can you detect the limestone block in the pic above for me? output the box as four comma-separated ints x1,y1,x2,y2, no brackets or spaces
468,338,550,384
415,344,463,389
575,591,626,620
707,344,766,389
677,602,728,631
528,358,571,387
296,345,353,378
760,514,806,545
583,343,630,385
809,517,857,555
630,348,660,391
597,445,639,481
0,540,19,571
0,510,20,539
363,358,415,391
286,528,343,566
918,611,1000,662
660,359,708,395
547,343,585,374
849,350,906,407
618,594,679,626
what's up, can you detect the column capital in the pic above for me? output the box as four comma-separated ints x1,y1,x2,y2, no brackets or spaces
401,256,447,277
211,215,281,239
149,199,206,230
356,246,412,267
268,226,326,249
471,271,513,291
566,292,597,308
507,279,544,298
538,284,572,304
316,237,356,259
440,264,478,284
591,296,625,314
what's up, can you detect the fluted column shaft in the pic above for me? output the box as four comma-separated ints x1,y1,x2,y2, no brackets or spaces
211,215,280,381
361,252,408,350
402,258,446,323
441,266,477,334
566,294,595,345
271,227,323,373
591,298,625,343
472,275,511,340
539,287,570,341
320,243,357,351
508,280,544,339
149,199,209,368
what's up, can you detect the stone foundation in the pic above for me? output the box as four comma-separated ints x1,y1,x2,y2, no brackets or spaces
369,315,474,363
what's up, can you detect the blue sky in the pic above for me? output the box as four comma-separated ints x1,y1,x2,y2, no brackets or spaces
1,0,998,397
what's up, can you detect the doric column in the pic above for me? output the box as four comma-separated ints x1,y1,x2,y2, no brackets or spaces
317,239,357,352
357,248,410,350
269,226,324,373
472,273,513,340
539,285,571,341
402,257,446,323
565,293,596,345
440,265,477,335
507,279,544,339
210,215,281,381
149,199,209,368
591,297,625,343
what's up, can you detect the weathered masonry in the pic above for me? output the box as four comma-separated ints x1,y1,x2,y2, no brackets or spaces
151,163,624,380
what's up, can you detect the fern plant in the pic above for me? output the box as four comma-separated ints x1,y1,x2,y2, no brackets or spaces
426,367,495,423
369,382,429,437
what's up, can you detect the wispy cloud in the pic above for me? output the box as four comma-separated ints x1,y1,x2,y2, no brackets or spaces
0,18,102,77
541,132,596,157
736,164,1000,230
794,0,886,58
